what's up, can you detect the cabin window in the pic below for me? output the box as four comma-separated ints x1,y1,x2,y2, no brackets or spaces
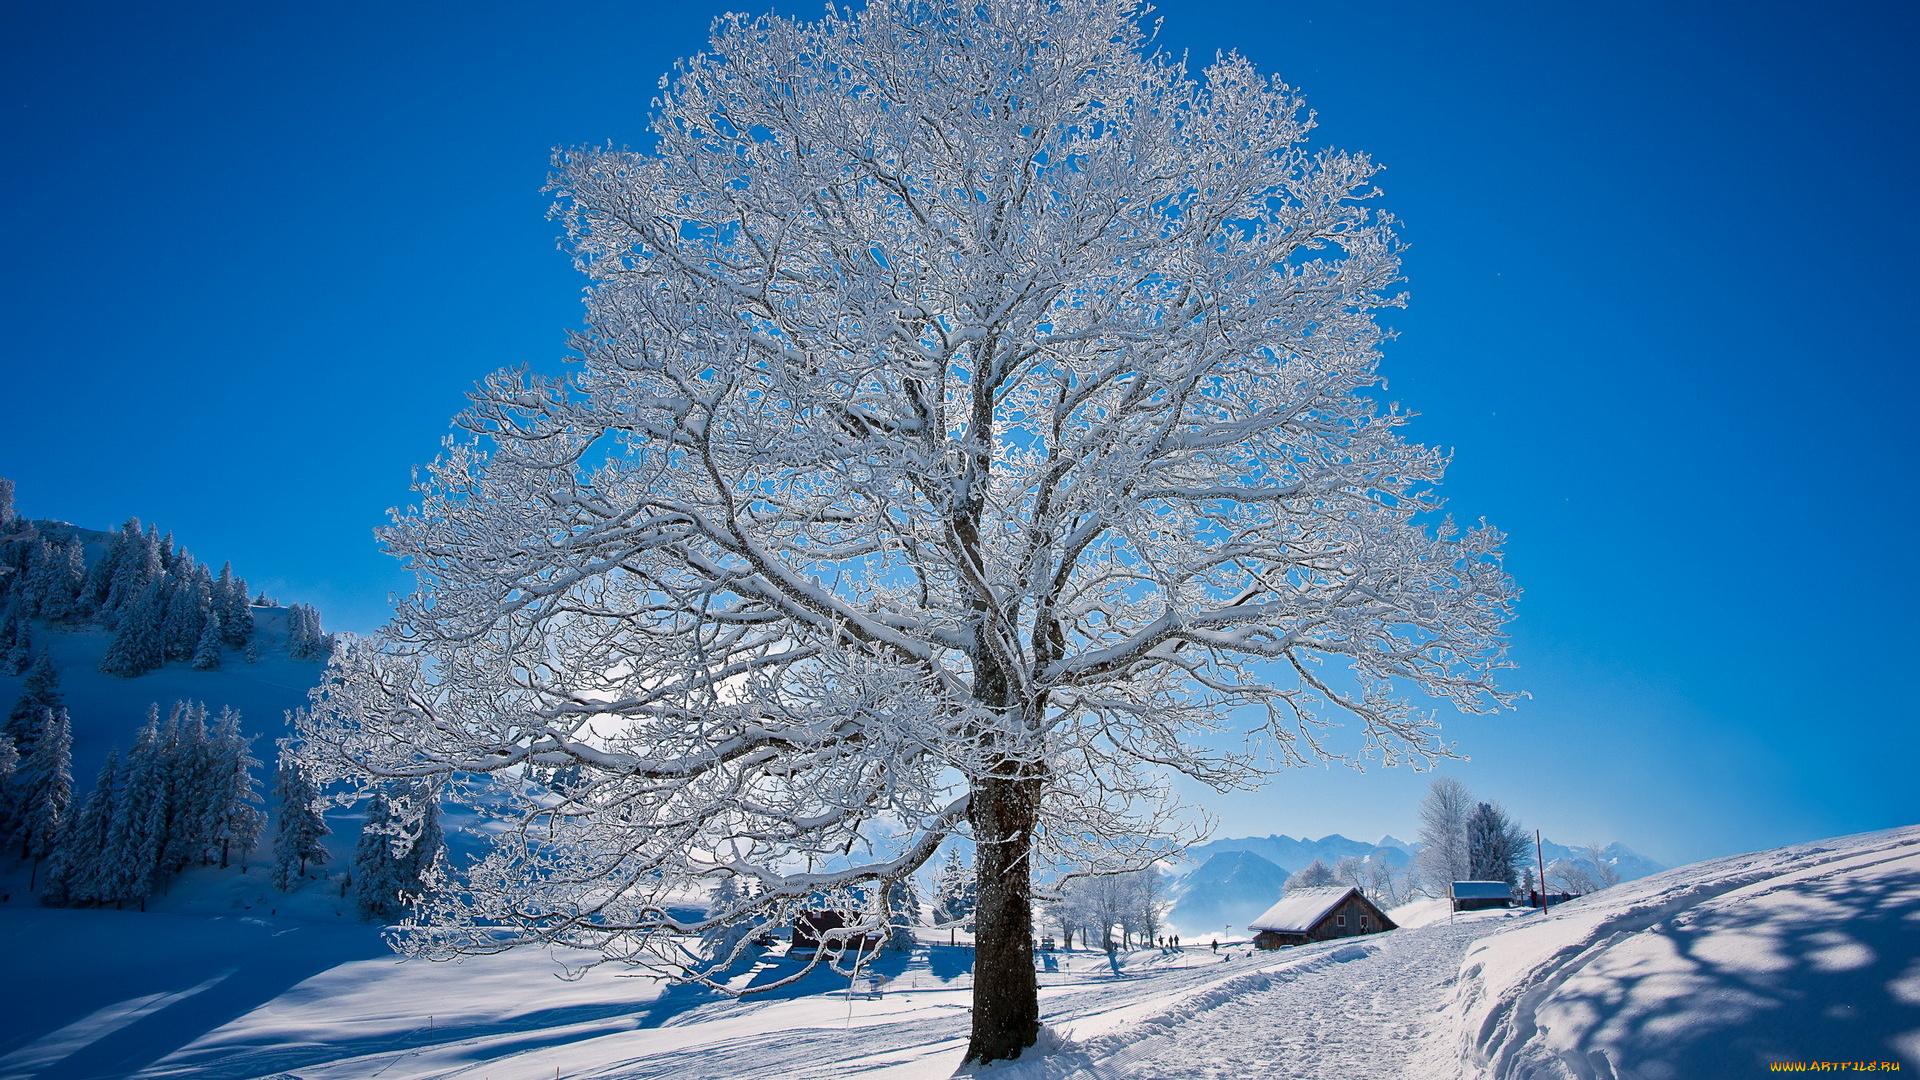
1336,914,1346,928
1360,915,1369,930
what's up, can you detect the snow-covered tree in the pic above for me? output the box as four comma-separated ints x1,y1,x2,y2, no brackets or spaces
101,712,169,909
13,708,72,887
883,877,921,950
271,746,330,891
287,603,330,661
351,783,442,921
1285,858,1337,894
1576,842,1619,889
0,478,13,528
191,620,224,670
5,650,61,752
1415,777,1475,894
161,563,212,663
43,746,119,906
206,707,264,869
296,0,1517,1061
99,580,166,677
932,848,977,926
0,600,30,675
1465,801,1528,886
220,569,253,649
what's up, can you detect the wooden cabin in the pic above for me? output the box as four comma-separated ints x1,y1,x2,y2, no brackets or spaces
1247,886,1396,949
790,910,881,954
1450,881,1515,911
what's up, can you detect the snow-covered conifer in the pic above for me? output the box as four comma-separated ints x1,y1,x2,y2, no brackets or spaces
0,478,13,527
271,746,330,891
10,707,70,864
884,877,921,950
351,782,440,920
191,619,223,670
161,566,211,663
219,568,253,649
205,707,263,868
287,603,328,661
1465,801,1528,886
0,600,29,675
14,708,72,888
103,709,169,907
5,650,61,752
49,535,87,621
102,522,161,624
44,747,121,906
99,580,166,677
933,849,976,926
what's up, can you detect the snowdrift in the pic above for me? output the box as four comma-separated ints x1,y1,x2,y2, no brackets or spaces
1444,825,1920,1077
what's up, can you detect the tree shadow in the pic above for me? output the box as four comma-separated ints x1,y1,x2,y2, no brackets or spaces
1533,860,1920,1076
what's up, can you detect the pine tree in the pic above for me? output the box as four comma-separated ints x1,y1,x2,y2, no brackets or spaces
1466,801,1528,886
885,877,920,950
191,620,224,670
933,848,976,925
206,708,263,869
161,566,211,663
102,709,169,908
44,747,121,906
49,535,87,621
102,521,161,624
80,523,128,614
156,702,214,875
100,579,168,677
0,477,13,528
15,537,56,619
15,708,73,888
271,748,330,891
218,565,253,649
0,599,29,676
6,650,62,752
351,784,442,921
287,604,330,661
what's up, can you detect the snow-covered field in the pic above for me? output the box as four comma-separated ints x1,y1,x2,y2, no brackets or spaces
2,826,1912,1079
1444,824,1920,1078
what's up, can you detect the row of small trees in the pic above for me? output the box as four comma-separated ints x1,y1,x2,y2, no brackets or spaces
1042,869,1163,952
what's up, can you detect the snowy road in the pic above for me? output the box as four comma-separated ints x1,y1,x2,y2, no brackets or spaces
1075,921,1509,1080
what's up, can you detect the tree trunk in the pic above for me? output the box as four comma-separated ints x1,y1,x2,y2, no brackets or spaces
963,772,1041,1065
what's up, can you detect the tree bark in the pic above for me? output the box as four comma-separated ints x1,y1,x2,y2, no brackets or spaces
964,772,1042,1064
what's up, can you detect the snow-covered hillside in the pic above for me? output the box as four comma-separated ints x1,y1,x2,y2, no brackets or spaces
1442,825,1920,1077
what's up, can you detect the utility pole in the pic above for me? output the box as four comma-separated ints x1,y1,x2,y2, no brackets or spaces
1535,830,1551,914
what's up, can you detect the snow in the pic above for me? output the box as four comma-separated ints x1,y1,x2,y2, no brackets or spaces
1441,824,1920,1077
4,808,1912,1078
1246,886,1359,933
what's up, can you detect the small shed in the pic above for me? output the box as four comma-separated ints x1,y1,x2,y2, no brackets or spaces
791,911,881,954
1451,881,1514,911
1247,886,1396,949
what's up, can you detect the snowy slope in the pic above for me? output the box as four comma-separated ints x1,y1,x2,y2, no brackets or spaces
1442,825,1920,1077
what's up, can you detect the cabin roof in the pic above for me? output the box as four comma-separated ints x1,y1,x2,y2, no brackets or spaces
1247,887,1358,933
1451,881,1512,900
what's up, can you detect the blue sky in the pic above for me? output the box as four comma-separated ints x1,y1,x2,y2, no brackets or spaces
2,0,1913,867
